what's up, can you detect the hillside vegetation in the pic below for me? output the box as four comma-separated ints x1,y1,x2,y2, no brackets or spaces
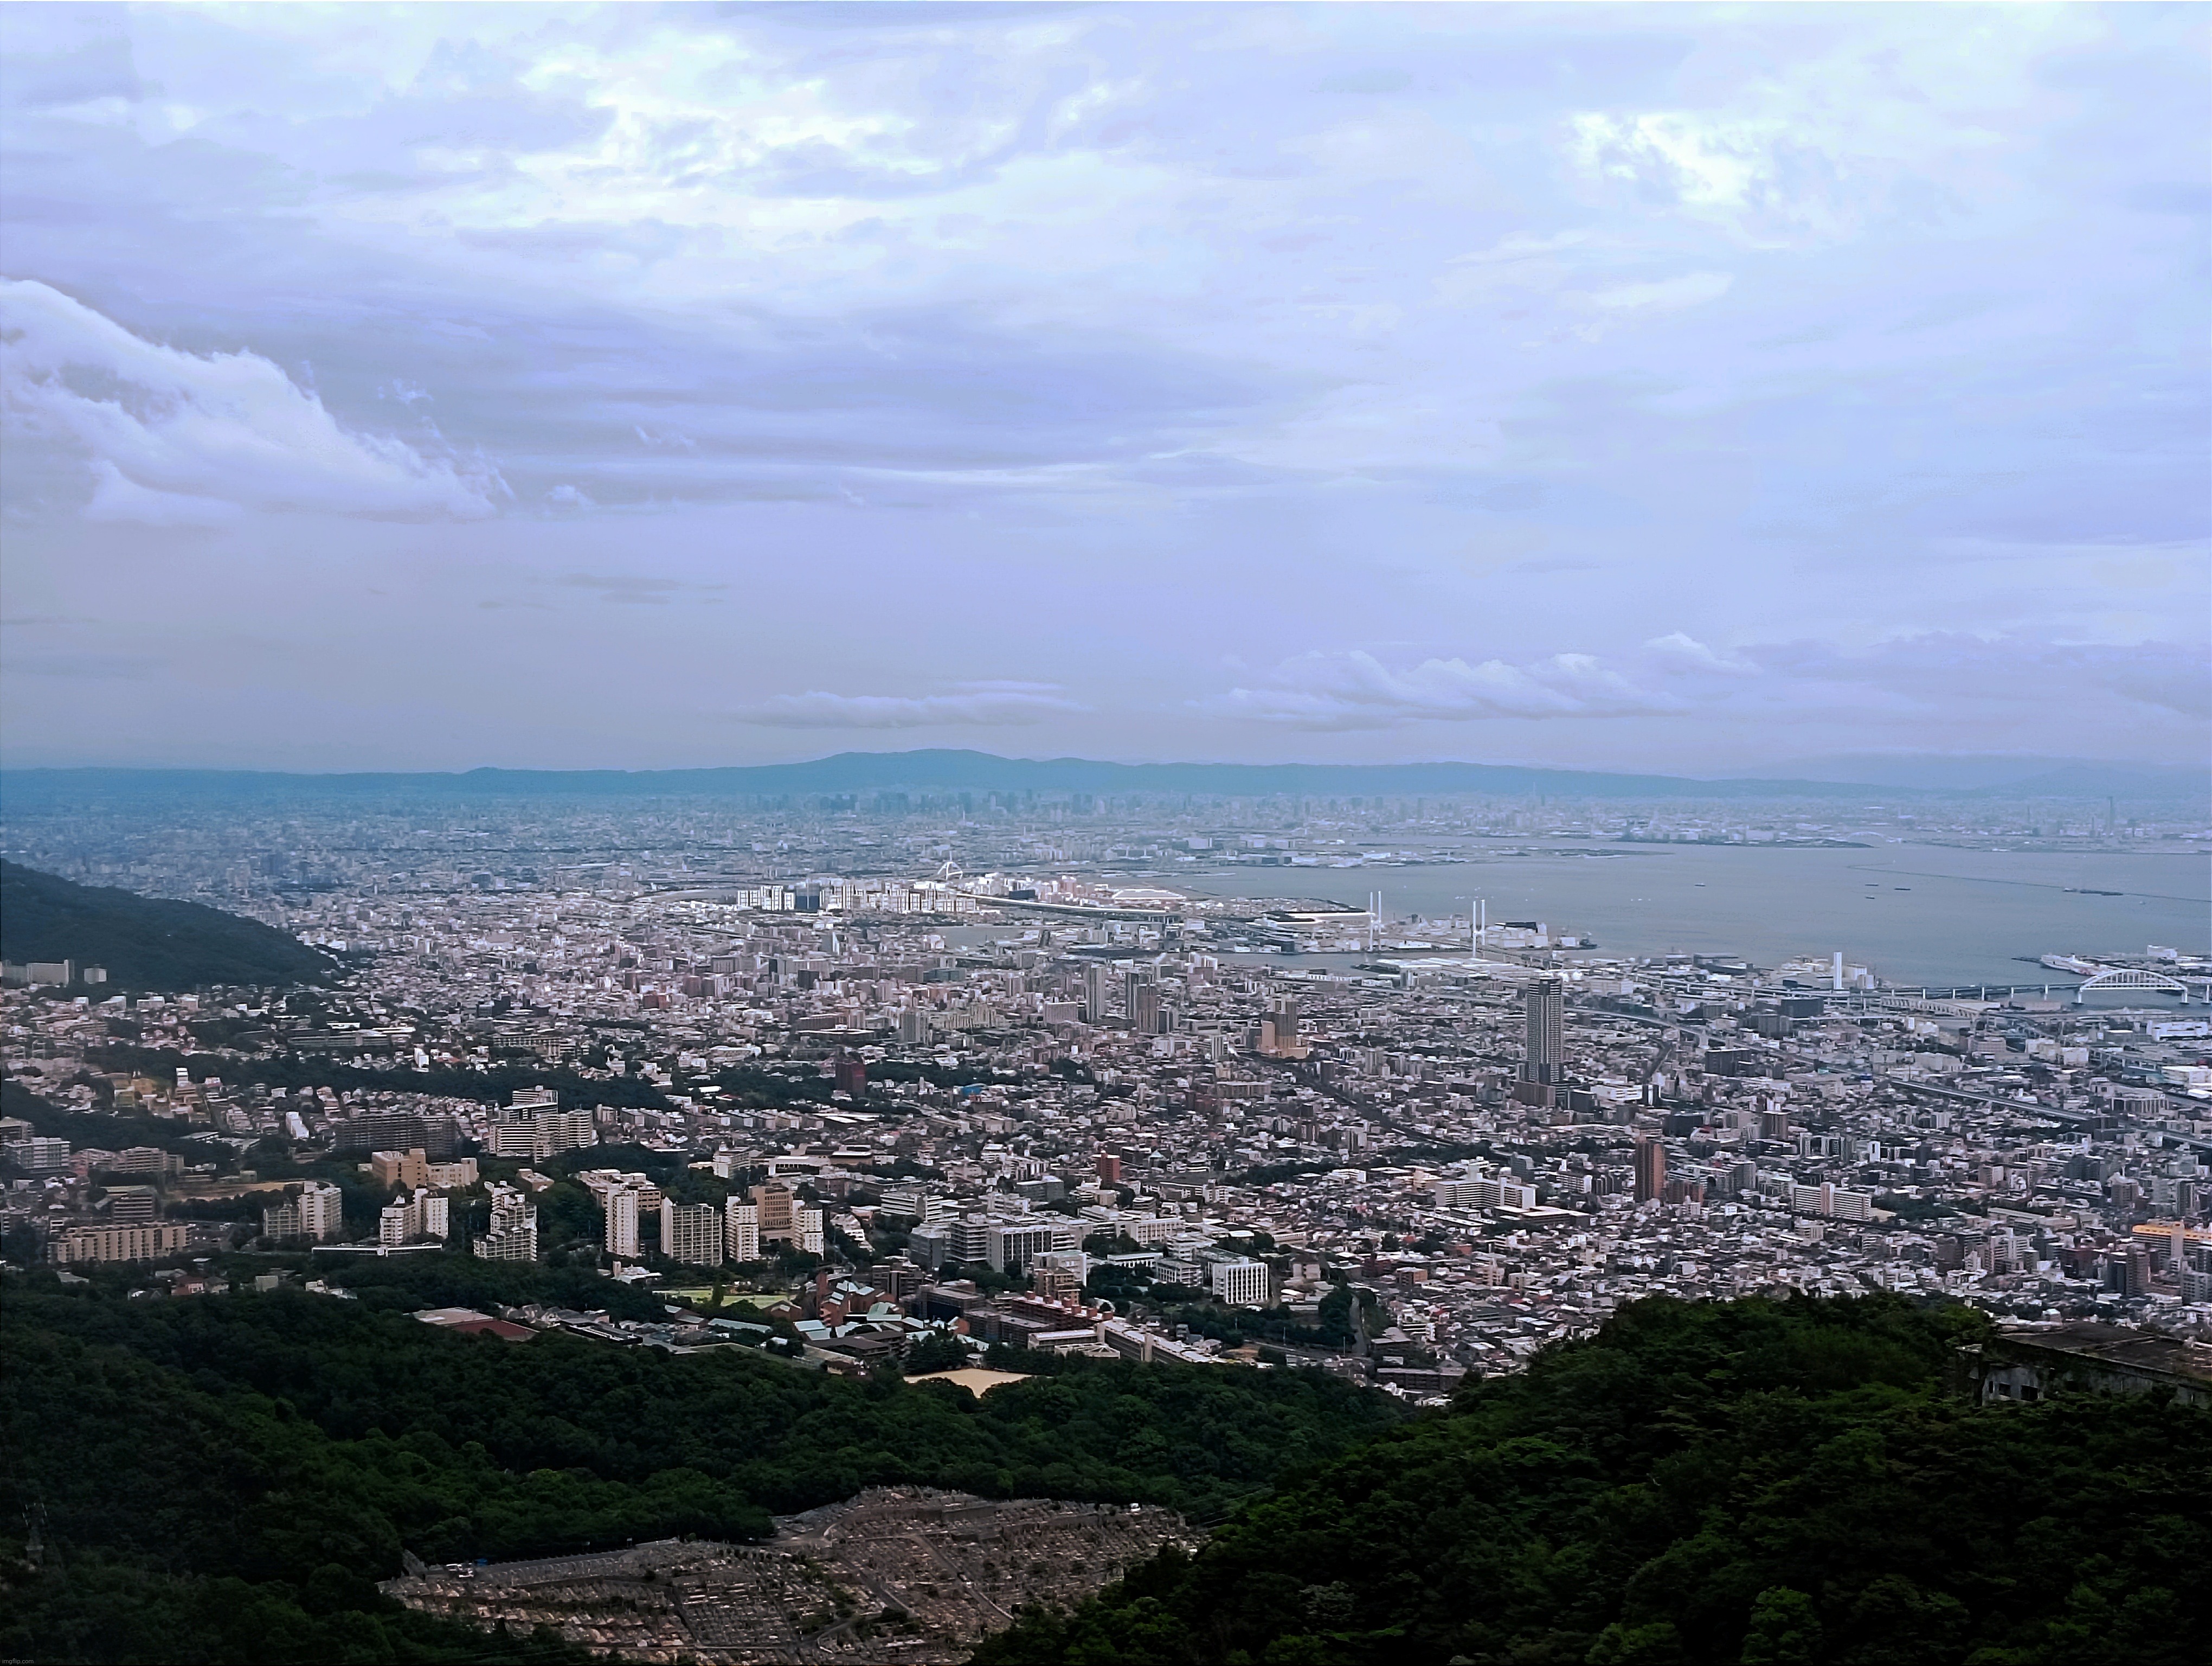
972,1295,2212,1666
0,861,331,991
0,1260,1399,1663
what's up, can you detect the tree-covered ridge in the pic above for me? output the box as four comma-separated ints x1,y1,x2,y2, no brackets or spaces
0,1264,1402,1663
972,1295,2212,1666
0,860,331,991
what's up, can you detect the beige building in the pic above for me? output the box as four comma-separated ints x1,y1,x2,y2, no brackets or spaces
665,1202,724,1267
54,1222,191,1265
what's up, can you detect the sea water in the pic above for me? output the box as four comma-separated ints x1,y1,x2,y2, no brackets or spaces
1182,843,2210,990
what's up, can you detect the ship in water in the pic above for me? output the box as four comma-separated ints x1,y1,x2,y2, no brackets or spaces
2040,953,2102,975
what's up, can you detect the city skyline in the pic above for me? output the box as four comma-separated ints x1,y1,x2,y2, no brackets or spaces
3,4,2206,774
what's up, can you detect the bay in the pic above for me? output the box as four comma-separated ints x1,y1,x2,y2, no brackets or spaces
1179,843,2209,990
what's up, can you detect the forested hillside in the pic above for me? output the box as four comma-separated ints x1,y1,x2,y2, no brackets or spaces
0,1262,1399,1663
13,1273,2204,1666
0,861,331,991
973,1295,2212,1666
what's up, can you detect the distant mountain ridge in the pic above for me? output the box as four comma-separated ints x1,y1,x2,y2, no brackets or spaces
3,752,1911,802
1,749,2201,802
0,861,332,991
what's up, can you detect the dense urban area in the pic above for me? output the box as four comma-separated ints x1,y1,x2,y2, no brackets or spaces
5,776,2210,1661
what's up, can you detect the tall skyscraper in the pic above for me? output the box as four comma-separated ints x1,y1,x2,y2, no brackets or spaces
1522,978,1564,1086
1084,963,1109,1024
1634,1136,1667,1203
1130,983,1163,1035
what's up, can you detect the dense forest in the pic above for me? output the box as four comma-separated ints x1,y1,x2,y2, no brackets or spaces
12,1266,2206,1666
973,1294,2212,1666
0,861,331,991
0,1259,1400,1663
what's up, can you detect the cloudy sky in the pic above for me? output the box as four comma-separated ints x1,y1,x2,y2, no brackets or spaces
1,2,2204,773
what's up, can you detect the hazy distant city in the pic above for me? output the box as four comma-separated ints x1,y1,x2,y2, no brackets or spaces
10,766,2208,1383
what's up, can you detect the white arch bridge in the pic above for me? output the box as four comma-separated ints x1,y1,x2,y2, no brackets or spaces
2075,966,2194,1004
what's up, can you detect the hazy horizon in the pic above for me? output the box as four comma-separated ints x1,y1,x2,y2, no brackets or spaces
3,4,2206,773
2,746,2204,806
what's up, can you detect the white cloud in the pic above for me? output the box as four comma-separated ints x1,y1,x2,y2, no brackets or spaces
81,461,240,529
735,685,1089,729
1564,11,2099,246
1215,632,2208,738
1223,650,1683,731
1644,631,1757,676
1570,111,1779,220
1582,272,1734,313
0,280,503,522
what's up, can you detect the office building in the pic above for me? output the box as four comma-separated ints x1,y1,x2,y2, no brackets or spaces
1210,1258,1271,1308
1523,979,1564,1086
1084,963,1110,1024
1130,983,1163,1035
910,1213,997,1271
369,1149,430,1189
1123,967,1149,1024
988,1219,1062,1273
907,1220,953,1270
105,1184,159,1222
751,1181,798,1244
1634,1136,1667,1203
